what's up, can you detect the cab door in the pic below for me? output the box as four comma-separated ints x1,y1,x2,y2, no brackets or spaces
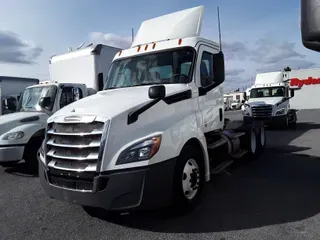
195,45,224,132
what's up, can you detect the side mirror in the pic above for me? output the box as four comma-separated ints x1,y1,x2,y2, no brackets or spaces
212,51,225,84
39,97,52,108
148,85,166,100
301,0,320,52
290,89,295,97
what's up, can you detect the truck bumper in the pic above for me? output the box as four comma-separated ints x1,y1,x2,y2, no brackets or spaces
0,144,25,163
39,158,176,211
243,115,286,125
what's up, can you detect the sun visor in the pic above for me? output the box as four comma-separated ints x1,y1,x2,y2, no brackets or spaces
131,5,204,48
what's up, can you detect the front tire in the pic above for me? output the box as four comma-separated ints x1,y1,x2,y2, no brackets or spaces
24,137,43,173
172,145,205,214
0,161,20,168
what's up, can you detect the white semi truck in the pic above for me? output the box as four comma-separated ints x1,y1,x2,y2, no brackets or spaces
0,76,39,115
38,6,266,214
242,71,297,128
0,44,121,170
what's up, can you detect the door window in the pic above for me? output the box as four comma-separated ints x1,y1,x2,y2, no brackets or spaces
200,51,214,87
60,87,83,109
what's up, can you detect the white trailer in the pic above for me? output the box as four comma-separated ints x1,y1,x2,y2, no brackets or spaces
286,68,320,110
0,44,120,170
38,6,266,214
242,71,296,128
0,76,39,115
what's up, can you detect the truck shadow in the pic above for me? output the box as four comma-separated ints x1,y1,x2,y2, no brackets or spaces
92,121,320,233
4,162,38,178
102,150,320,233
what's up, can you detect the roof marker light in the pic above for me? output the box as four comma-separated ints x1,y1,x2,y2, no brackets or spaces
137,45,141,52
118,50,122,56
145,45,148,51
178,38,182,45
152,42,156,49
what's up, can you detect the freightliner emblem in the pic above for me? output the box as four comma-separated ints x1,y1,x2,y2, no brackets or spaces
64,116,82,122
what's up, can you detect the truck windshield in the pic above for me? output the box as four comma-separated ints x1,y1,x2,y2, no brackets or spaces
104,47,195,90
250,86,285,98
17,86,57,112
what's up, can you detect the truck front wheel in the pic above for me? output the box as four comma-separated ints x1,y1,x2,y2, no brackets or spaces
172,145,205,214
24,137,43,173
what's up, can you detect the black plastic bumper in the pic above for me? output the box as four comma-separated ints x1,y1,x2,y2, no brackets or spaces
39,158,176,211
243,115,286,125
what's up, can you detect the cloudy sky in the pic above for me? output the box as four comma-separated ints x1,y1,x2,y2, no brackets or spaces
1,0,319,92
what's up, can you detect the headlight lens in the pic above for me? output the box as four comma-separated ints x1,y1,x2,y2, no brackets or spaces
116,136,161,165
38,140,46,164
2,131,25,140
241,105,250,116
276,108,285,115
40,140,45,156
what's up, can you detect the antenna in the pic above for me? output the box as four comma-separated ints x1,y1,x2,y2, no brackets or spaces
217,6,222,51
132,28,135,43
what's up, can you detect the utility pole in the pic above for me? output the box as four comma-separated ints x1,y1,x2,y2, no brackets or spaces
132,28,135,42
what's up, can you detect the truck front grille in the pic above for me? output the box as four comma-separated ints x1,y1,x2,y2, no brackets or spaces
45,120,106,191
251,105,273,118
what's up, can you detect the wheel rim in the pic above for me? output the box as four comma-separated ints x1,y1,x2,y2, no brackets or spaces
182,159,200,200
250,131,257,153
260,127,265,146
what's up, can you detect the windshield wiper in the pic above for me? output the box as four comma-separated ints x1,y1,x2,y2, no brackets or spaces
105,86,129,90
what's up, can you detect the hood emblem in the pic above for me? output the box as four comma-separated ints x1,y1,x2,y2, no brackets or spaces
64,116,82,122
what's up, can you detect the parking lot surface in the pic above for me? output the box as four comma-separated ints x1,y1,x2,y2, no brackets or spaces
1,109,320,240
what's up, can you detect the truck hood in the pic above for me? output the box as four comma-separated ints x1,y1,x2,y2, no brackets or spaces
55,84,191,118
247,97,283,106
0,111,48,135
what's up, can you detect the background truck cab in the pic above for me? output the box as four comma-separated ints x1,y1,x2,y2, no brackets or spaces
0,44,120,170
242,71,296,128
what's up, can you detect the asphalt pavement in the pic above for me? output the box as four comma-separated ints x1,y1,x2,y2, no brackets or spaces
1,109,320,240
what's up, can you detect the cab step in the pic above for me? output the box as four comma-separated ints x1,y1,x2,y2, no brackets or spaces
232,149,248,159
211,160,234,175
207,138,228,150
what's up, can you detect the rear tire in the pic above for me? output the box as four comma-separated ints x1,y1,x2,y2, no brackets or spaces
243,126,261,161
282,114,289,129
172,145,205,214
257,125,266,153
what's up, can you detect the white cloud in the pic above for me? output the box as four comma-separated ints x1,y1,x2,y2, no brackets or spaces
89,32,132,49
0,29,42,64
226,68,245,77
257,59,316,72
250,38,305,64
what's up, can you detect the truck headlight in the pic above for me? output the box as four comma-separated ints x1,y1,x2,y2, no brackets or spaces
276,108,286,115
242,105,250,116
116,136,161,165
39,140,45,164
2,131,25,140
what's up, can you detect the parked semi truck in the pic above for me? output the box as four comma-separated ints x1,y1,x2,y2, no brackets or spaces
38,5,266,214
0,44,121,170
0,76,39,115
242,71,297,128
